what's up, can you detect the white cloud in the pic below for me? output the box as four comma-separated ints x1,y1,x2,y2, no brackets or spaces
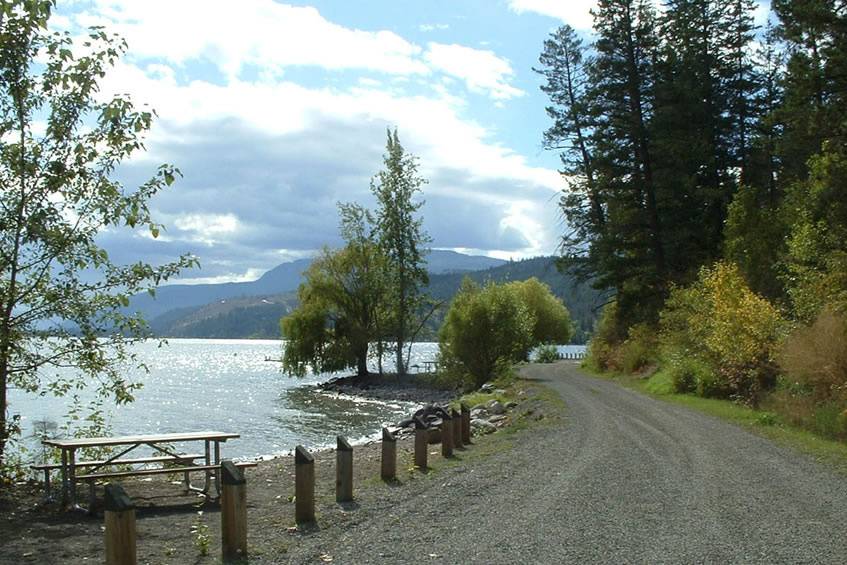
175,268,266,286
173,213,240,245
85,0,428,79
424,43,525,100
419,23,450,32
74,1,522,101
507,0,597,30
60,1,561,277
99,61,552,193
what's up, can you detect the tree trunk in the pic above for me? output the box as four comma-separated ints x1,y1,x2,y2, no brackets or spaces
356,345,369,378
0,90,30,470
395,334,405,375
0,362,8,469
623,3,665,283
396,254,407,376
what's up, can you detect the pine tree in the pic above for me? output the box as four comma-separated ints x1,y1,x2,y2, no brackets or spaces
534,25,604,279
371,129,430,375
588,0,665,323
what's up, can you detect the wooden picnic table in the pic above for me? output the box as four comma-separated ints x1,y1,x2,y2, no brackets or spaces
42,431,240,510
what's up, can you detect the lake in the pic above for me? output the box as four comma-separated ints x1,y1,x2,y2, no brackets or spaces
7,339,438,461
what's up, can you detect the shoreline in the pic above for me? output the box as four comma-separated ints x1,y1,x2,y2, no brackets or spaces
318,371,458,404
246,372,459,461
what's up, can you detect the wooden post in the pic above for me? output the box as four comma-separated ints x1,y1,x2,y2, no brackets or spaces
104,483,136,565
336,436,353,503
414,417,428,470
452,408,463,449
461,403,471,445
294,445,315,524
381,427,396,481
441,416,453,458
220,461,248,563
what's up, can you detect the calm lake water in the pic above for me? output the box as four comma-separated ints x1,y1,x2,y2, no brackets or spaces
8,339,439,461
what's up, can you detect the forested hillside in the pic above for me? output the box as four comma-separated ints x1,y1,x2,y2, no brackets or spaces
150,256,603,342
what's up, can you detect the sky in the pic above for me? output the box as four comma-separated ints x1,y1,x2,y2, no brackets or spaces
53,0,769,285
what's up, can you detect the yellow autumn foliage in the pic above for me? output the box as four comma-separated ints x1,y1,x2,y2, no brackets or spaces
660,262,786,404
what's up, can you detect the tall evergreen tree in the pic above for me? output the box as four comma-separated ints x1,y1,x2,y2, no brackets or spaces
588,0,665,323
535,25,604,279
772,0,847,182
371,129,430,375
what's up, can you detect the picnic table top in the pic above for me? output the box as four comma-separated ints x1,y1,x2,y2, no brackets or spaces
42,431,240,449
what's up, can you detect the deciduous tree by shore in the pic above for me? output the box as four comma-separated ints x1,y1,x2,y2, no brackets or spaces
0,1,196,473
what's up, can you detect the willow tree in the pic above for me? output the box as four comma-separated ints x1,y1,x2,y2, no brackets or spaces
0,1,196,471
281,204,389,378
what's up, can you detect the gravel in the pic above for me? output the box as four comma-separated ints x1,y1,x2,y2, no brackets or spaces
278,362,847,564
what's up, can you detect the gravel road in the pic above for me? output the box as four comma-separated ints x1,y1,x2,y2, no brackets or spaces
280,361,847,564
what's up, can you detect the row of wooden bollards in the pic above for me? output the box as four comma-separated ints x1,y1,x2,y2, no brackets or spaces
104,403,473,564
296,403,472,523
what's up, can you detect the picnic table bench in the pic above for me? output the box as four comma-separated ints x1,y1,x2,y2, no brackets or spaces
38,431,254,512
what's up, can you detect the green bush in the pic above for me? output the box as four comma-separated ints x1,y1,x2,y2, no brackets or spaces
586,303,658,374
534,344,560,363
659,262,786,405
438,279,534,387
512,277,574,346
586,301,625,372
665,356,712,394
617,323,658,373
438,277,572,387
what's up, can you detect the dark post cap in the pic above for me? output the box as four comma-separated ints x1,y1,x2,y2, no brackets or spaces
336,436,352,452
460,402,470,413
221,460,246,486
295,445,314,465
104,483,134,512
452,408,460,418
382,427,396,442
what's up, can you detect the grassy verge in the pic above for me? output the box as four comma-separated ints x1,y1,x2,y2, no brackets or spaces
589,365,847,475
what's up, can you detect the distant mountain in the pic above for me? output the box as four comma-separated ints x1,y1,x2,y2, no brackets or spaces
425,250,505,274
149,293,299,338
128,258,312,321
148,255,606,343
131,250,506,322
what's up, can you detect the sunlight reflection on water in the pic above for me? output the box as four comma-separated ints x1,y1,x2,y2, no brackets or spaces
8,339,439,460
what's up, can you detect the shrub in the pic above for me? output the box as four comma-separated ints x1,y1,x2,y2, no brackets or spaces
586,301,626,372
659,262,786,404
438,277,573,386
511,278,574,346
438,278,535,387
777,306,847,402
664,355,712,394
587,303,658,374
617,323,658,374
534,345,560,363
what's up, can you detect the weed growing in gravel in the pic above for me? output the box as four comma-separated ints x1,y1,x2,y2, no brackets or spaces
191,512,210,557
